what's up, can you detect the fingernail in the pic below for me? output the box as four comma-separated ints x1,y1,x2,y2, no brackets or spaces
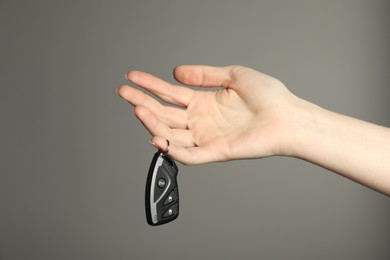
124,72,128,80
149,140,158,149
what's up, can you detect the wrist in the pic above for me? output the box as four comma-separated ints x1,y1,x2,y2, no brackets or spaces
280,96,323,159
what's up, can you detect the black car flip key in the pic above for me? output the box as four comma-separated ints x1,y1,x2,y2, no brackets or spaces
145,148,179,226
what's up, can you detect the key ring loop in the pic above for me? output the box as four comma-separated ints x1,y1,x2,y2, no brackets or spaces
165,139,170,155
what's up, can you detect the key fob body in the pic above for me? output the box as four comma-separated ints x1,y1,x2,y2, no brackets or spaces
145,151,179,226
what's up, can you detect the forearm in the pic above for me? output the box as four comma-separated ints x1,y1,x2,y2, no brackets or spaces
290,99,390,196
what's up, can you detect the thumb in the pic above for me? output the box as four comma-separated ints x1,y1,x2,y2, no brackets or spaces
173,65,236,88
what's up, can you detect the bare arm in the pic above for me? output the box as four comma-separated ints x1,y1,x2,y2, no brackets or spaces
291,99,390,195
117,65,390,196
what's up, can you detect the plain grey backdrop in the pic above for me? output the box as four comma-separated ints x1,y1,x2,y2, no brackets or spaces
1,0,389,259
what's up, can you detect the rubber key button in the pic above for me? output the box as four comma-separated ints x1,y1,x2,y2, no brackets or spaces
165,208,173,217
163,204,178,218
164,189,176,205
164,195,174,205
157,178,166,188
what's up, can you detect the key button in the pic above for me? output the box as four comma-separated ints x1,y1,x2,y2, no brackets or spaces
163,204,177,218
164,189,177,205
157,178,166,188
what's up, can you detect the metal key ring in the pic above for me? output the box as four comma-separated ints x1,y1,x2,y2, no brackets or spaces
165,139,170,155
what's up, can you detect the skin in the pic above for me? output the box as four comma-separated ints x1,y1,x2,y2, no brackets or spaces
117,65,390,196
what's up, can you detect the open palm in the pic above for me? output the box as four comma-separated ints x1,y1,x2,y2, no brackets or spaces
118,65,296,165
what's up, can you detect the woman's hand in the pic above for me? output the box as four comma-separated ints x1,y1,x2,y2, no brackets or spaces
117,65,299,165
118,64,390,195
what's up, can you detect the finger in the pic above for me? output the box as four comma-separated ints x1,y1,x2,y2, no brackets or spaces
150,136,224,165
118,85,187,129
173,65,235,88
134,106,194,147
125,70,194,108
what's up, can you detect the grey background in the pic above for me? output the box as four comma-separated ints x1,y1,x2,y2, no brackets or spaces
1,0,389,259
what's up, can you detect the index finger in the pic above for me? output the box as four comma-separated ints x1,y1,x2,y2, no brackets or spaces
126,70,194,108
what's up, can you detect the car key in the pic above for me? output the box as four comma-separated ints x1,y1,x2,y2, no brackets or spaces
145,144,179,226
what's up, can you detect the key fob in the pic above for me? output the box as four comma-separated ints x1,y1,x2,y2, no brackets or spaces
145,151,179,226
